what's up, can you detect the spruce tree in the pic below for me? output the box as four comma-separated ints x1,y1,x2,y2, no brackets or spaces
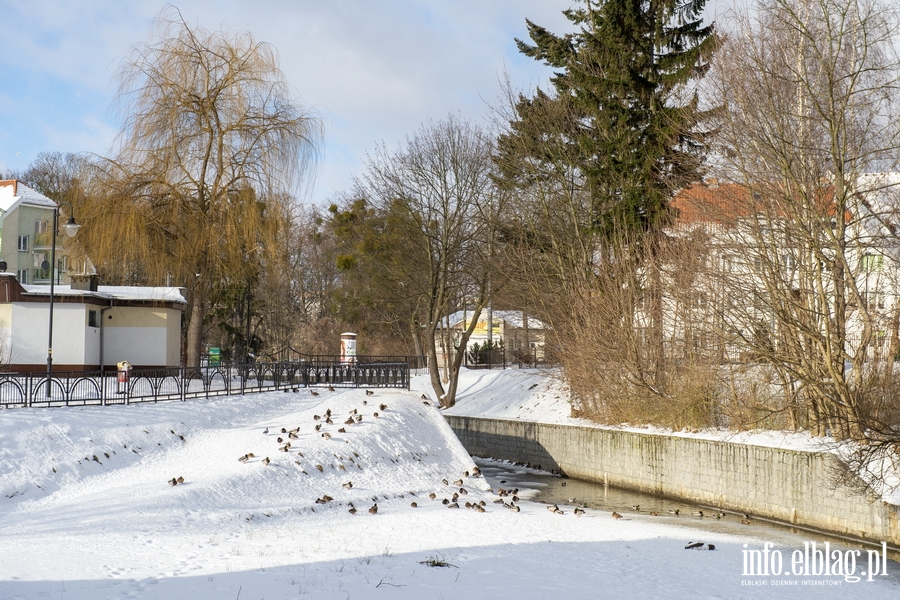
497,0,716,234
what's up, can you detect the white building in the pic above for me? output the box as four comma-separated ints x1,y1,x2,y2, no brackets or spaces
664,175,900,361
0,273,186,372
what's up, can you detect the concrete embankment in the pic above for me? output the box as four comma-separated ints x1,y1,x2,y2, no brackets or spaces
445,415,900,546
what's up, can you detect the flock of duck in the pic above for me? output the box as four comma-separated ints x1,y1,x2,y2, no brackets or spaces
165,385,757,531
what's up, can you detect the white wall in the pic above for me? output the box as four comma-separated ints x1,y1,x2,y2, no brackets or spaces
10,303,87,365
104,327,168,366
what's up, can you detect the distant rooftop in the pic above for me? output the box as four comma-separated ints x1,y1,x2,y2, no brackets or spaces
0,179,57,213
20,283,187,304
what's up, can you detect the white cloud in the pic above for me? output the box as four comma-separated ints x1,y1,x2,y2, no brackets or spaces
3,1,726,203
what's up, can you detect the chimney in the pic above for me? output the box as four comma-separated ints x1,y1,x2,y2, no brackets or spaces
71,274,99,292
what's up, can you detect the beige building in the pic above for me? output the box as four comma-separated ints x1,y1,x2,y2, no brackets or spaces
0,180,78,285
435,309,547,368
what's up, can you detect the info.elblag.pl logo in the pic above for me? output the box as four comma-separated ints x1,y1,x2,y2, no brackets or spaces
742,541,890,585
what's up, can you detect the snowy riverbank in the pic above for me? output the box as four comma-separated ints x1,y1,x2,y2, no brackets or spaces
0,375,898,598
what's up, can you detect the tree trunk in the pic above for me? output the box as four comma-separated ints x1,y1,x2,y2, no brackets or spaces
185,283,206,368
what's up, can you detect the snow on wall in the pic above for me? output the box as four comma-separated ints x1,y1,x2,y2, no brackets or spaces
446,415,900,546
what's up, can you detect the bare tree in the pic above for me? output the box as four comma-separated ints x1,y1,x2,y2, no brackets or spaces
83,9,320,367
359,115,498,407
709,0,900,440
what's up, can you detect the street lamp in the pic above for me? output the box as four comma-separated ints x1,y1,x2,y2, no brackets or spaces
45,202,81,397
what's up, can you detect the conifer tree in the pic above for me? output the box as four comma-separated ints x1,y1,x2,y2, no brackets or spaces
497,0,716,233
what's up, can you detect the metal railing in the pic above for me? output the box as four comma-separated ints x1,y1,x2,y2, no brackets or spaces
0,359,412,409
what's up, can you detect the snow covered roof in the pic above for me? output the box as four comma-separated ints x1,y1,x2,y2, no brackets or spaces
20,284,187,304
437,309,548,330
0,179,57,214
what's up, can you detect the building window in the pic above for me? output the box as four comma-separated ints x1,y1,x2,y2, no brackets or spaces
17,235,28,252
33,253,49,280
88,310,98,328
17,269,27,284
861,253,884,272
34,219,48,234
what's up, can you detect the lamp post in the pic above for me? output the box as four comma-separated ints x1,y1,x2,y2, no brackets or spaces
45,202,81,397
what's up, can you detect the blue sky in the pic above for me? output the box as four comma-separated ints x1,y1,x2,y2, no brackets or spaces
0,0,725,205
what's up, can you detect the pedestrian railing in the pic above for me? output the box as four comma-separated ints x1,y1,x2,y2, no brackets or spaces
0,358,411,409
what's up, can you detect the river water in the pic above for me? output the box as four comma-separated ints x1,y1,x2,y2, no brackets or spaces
476,458,900,564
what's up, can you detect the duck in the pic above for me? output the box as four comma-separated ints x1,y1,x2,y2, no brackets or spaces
262,457,270,466
368,503,378,514
168,478,178,486
238,454,250,463
328,385,335,392
691,510,704,517
611,511,623,519
447,502,459,509
343,481,353,490
310,390,319,396
410,502,418,507
453,479,463,486
574,507,585,516
379,403,387,411
428,492,436,500
668,509,680,515
366,390,374,396
684,541,704,550
348,507,357,514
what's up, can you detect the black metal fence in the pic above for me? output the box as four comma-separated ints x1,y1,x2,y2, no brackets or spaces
0,358,412,409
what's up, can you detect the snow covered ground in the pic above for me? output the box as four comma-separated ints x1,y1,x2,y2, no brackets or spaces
0,371,898,598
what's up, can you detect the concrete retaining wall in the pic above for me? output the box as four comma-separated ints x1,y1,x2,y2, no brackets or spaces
445,415,900,546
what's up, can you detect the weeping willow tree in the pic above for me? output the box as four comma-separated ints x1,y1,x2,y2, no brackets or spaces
83,9,320,367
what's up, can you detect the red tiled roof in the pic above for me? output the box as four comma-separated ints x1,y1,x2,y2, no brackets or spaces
671,181,846,227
